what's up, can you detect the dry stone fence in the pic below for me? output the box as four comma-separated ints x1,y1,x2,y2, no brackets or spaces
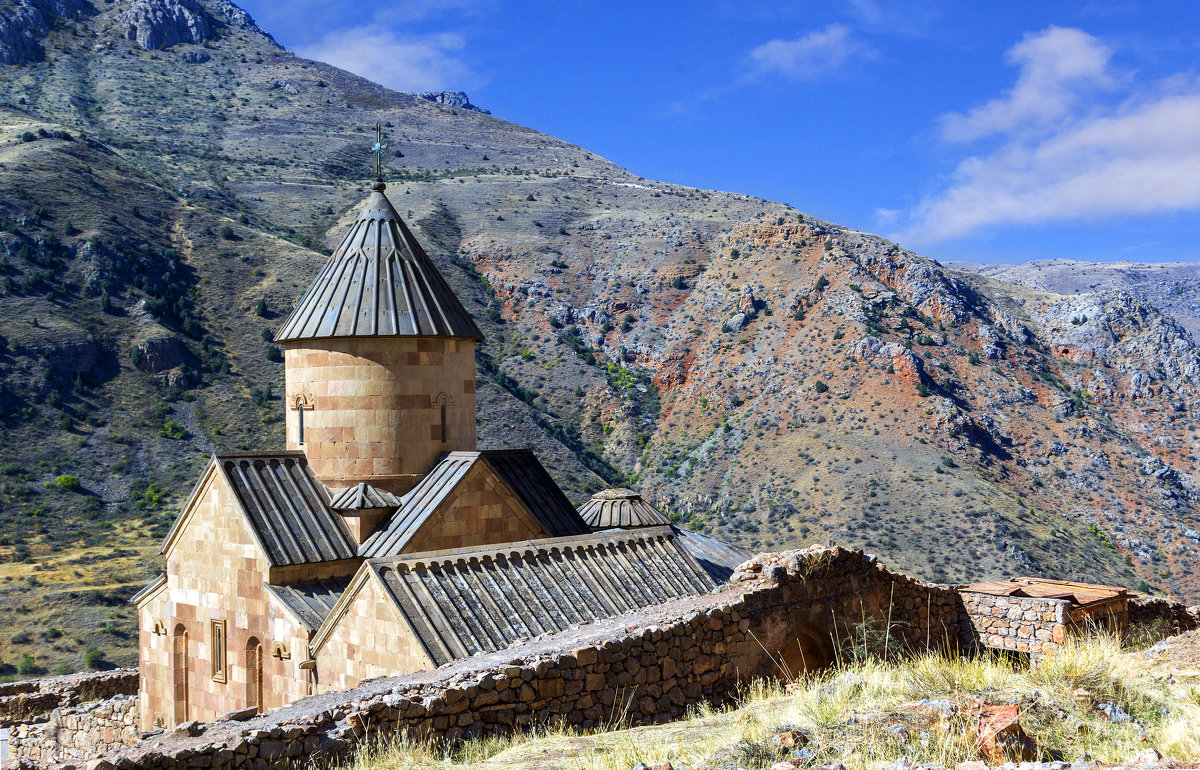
5,547,1195,769
0,670,137,728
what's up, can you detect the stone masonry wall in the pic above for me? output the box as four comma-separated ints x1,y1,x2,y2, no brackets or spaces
959,591,1068,655
1129,597,1200,635
0,670,138,728
34,546,963,770
9,695,141,763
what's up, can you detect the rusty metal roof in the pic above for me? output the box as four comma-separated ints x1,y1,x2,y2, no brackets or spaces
359,450,590,558
961,577,1130,607
275,183,483,343
578,488,671,528
329,482,401,511
217,452,358,567
670,526,755,584
369,526,716,665
265,578,350,633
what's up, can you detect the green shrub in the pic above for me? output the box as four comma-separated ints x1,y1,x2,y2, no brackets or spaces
83,648,105,669
55,474,81,491
158,420,186,439
814,380,829,394
16,654,37,676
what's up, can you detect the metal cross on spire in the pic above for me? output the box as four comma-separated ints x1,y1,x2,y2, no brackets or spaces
371,122,389,183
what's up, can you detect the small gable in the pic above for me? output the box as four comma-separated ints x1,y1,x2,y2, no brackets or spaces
360,450,590,557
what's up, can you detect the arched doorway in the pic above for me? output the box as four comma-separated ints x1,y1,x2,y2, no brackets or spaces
171,625,189,726
779,625,836,680
246,637,263,713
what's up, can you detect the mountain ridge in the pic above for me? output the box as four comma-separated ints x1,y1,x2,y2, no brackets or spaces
0,0,1196,675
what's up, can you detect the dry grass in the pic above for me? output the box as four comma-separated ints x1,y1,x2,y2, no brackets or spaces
342,634,1200,770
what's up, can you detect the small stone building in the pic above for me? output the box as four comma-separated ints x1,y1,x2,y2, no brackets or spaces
959,576,1131,656
133,179,747,730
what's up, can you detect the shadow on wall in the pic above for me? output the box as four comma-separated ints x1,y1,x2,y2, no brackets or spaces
779,625,837,678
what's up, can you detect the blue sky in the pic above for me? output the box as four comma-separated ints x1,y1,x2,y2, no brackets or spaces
239,1,1200,265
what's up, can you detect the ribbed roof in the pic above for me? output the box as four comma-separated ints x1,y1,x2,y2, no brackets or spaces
359,450,590,558
216,452,358,567
275,183,483,343
579,488,671,529
265,578,350,633
329,482,402,511
670,527,755,584
369,527,716,666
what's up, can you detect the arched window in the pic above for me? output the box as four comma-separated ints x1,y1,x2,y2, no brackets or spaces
435,394,452,444
246,637,264,713
293,394,313,445
171,624,189,726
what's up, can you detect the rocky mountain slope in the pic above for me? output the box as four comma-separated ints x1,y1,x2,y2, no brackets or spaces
950,259,1200,340
0,0,1197,674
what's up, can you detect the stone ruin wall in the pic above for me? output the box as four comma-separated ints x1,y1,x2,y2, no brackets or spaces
958,591,1070,655
12,550,1198,770
25,546,964,770
8,695,141,763
1129,596,1200,635
0,670,138,728
960,591,1199,657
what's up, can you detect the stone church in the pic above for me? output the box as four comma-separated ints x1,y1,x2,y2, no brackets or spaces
132,176,751,730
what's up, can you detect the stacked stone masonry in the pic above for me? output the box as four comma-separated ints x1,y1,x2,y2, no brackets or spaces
15,550,1196,769
0,670,138,727
9,695,141,763
282,339,477,496
958,592,1070,654
1128,597,1200,635
28,547,967,770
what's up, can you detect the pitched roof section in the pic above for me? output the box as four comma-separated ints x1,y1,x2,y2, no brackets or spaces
369,527,716,666
217,452,358,567
275,183,483,343
579,488,671,528
670,526,755,584
359,450,590,558
265,578,351,633
481,450,590,537
961,577,1130,608
329,482,402,511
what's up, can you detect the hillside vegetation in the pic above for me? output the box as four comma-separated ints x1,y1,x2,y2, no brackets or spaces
0,0,1197,675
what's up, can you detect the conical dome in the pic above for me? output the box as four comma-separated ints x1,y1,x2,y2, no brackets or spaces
276,184,483,343
578,488,671,529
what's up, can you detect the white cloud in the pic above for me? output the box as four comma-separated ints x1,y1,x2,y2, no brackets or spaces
748,24,872,79
899,27,1200,244
296,27,474,92
940,27,1114,142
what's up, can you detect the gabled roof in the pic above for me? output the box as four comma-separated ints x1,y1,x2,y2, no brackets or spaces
961,577,1130,608
196,452,357,567
131,573,167,606
359,450,590,558
670,526,755,584
275,183,483,343
265,578,351,633
329,482,401,511
578,488,671,528
357,526,716,666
